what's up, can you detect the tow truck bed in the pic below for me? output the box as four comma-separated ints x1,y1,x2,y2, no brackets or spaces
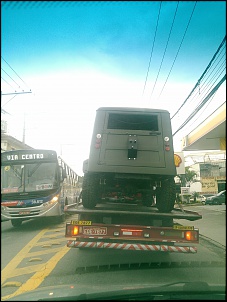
65,202,201,253
64,202,202,221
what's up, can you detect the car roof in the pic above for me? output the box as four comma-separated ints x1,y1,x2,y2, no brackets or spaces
97,107,169,113
218,190,226,194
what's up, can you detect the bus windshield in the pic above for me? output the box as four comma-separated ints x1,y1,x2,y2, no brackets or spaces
1,162,59,193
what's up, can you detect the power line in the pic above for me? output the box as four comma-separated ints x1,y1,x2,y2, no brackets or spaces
171,35,226,119
2,94,17,108
173,74,226,136
1,108,11,115
184,50,225,106
150,1,179,99
180,58,226,114
179,72,226,133
158,1,197,99
142,1,162,96
1,90,33,112
200,62,226,95
198,55,226,92
171,37,226,120
1,56,31,91
182,92,217,135
1,76,16,90
173,64,225,135
1,68,21,89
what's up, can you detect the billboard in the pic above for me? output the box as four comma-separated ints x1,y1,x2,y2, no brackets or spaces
181,187,190,195
201,177,218,193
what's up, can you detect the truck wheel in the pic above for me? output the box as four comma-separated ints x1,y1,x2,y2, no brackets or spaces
11,219,22,227
156,178,176,213
82,174,99,209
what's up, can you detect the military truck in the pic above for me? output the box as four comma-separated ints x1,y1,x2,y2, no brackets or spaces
82,107,177,213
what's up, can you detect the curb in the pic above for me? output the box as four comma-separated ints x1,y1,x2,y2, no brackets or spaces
177,202,204,207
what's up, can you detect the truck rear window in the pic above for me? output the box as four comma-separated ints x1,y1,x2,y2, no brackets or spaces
107,113,159,131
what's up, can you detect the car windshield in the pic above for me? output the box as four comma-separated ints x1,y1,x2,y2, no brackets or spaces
1,163,58,193
1,1,226,301
217,190,226,196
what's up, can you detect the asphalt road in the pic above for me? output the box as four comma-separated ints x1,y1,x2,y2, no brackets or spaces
1,204,226,301
176,204,226,247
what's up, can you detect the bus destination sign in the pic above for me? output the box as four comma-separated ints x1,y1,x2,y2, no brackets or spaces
2,151,57,162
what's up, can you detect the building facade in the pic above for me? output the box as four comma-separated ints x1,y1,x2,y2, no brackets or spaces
188,160,226,195
1,133,33,152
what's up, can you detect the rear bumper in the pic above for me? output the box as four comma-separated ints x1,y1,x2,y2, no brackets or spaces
67,240,197,253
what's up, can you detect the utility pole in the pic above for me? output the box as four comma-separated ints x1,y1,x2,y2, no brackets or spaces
23,113,26,144
1,90,32,110
1,91,32,96
1,90,32,143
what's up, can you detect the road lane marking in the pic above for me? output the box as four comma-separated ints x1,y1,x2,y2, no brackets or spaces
28,257,43,262
25,247,63,258
1,228,48,285
34,237,66,246
8,264,44,278
2,245,70,301
41,232,65,239
2,281,22,288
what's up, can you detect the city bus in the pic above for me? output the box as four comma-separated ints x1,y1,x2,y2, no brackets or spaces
1,149,82,227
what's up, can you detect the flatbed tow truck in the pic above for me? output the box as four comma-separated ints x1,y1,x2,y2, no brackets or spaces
65,199,202,254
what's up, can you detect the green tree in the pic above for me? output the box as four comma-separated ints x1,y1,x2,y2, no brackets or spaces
177,167,199,203
177,167,198,187
191,191,200,203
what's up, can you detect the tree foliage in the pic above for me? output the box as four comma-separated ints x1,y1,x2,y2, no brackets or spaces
177,167,198,186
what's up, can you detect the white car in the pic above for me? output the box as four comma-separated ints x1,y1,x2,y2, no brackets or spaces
189,195,206,203
198,195,206,202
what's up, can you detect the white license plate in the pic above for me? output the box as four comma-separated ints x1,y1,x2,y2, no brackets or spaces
83,227,107,235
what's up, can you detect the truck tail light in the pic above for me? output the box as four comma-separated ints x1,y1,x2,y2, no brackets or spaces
95,134,102,149
185,231,198,241
121,228,143,237
66,224,79,236
73,226,79,235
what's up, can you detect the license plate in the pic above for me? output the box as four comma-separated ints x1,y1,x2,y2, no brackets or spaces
173,225,194,230
71,220,91,225
19,211,30,215
83,227,107,235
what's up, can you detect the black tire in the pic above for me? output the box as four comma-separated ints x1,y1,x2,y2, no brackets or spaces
82,174,100,209
11,219,22,227
156,178,176,213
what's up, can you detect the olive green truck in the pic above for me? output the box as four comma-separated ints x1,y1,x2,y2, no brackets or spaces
82,107,177,213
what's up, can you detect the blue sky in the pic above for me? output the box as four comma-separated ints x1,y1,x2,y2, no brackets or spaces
1,1,226,175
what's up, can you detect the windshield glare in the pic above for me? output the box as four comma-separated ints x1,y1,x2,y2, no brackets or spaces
1,163,58,193
1,1,226,301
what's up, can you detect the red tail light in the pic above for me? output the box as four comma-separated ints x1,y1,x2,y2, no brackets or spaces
95,134,102,149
